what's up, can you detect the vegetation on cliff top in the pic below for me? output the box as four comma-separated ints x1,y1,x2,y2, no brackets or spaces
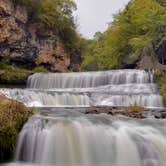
0,95,33,162
82,0,166,70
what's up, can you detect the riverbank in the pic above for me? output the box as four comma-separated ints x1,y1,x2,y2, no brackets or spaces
0,63,47,86
155,71,166,107
0,95,33,162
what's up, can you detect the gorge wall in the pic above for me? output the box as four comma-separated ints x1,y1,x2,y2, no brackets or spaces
0,0,80,72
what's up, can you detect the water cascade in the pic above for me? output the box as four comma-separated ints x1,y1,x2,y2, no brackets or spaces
2,69,166,166
27,70,153,89
0,70,163,108
14,114,166,166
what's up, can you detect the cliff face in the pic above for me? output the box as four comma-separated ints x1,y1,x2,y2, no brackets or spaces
0,0,77,72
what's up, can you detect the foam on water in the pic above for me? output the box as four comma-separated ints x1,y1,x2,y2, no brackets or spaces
27,70,153,89
1,69,166,166
12,114,166,166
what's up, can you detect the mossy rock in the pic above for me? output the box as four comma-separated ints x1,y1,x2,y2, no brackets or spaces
0,95,33,162
127,105,145,112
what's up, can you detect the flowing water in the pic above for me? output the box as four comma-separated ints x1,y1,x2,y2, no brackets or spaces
0,70,163,108
2,70,166,166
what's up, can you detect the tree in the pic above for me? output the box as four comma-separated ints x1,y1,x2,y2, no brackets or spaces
82,0,166,70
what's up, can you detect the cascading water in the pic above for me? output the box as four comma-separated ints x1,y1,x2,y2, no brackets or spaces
0,70,163,108
27,70,153,89
14,114,166,166
2,69,166,166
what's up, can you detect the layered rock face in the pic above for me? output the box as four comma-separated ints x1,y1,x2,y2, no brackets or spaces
0,0,74,72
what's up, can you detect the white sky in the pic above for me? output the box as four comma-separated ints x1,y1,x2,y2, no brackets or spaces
74,0,130,39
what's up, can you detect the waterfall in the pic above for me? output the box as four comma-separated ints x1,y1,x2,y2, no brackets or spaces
1,69,166,166
0,84,163,108
27,70,152,89
14,114,166,166
0,70,163,108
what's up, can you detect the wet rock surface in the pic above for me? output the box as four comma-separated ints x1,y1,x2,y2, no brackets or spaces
85,106,166,119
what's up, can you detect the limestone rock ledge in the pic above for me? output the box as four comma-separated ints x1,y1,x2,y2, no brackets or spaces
85,106,166,119
0,0,74,72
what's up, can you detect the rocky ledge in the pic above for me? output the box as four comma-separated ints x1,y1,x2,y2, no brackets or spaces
0,0,80,72
85,106,166,119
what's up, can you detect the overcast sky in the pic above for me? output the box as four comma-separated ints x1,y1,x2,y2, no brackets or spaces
74,0,130,39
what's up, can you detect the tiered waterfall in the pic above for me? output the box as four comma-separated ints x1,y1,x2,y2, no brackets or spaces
2,70,166,166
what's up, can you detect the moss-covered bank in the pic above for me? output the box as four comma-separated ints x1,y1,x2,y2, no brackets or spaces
155,71,166,106
0,62,47,86
0,95,33,162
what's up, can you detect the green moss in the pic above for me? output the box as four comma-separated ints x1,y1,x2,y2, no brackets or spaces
0,63,48,85
32,67,48,73
127,104,145,112
0,96,33,162
160,86,166,106
155,71,166,106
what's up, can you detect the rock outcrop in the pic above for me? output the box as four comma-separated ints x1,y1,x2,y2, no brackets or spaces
0,0,78,72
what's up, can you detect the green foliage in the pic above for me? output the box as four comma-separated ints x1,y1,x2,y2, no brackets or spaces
32,66,48,73
82,0,166,70
155,71,166,106
127,104,145,112
160,86,166,106
0,63,48,85
0,96,33,161
81,40,99,71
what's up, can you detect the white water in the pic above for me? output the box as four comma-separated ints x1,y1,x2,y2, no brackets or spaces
2,69,166,166
13,114,166,166
0,70,163,108
27,70,153,89
0,86,162,108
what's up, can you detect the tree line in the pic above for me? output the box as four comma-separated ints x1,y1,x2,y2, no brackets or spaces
82,0,166,70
